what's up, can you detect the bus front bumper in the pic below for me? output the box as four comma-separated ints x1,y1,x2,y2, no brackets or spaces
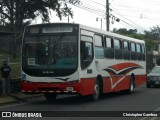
21,80,80,94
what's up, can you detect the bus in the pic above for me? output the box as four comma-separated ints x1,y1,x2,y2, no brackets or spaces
21,23,146,101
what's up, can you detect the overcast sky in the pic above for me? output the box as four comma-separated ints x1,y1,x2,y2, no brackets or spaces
32,0,160,33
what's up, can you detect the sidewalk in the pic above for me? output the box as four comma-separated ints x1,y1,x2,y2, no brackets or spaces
0,93,42,105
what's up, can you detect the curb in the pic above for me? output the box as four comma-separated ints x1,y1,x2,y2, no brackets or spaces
0,93,43,105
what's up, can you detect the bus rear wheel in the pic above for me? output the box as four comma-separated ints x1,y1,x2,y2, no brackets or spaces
44,93,57,102
126,76,135,94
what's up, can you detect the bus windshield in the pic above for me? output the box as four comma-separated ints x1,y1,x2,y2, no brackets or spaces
22,34,78,76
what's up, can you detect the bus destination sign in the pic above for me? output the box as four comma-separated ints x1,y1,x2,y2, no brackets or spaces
42,26,73,33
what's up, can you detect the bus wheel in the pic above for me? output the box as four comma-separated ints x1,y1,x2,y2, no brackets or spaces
126,76,135,94
91,80,100,101
44,93,57,102
146,82,151,88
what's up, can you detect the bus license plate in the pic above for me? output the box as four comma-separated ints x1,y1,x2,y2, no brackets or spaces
66,87,73,91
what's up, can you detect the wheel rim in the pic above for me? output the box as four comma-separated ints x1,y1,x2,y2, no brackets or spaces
130,80,134,92
94,82,99,98
95,84,99,94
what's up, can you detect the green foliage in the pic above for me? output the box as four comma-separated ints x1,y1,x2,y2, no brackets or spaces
144,26,160,41
0,0,80,58
145,39,156,51
112,27,158,51
0,0,80,26
128,34,144,40
113,28,137,35
143,26,160,51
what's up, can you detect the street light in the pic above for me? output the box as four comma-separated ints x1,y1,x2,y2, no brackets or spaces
96,17,103,30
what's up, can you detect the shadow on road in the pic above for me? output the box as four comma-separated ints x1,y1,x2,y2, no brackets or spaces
29,89,143,106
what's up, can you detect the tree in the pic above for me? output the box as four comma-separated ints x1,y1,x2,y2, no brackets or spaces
143,26,160,51
0,0,80,27
113,28,137,35
112,27,157,51
144,26,160,41
0,0,80,58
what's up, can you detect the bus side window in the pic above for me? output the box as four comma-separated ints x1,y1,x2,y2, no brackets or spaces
130,42,137,60
104,37,114,58
94,35,104,59
136,43,143,61
142,45,146,61
114,38,122,59
123,41,130,60
81,36,93,69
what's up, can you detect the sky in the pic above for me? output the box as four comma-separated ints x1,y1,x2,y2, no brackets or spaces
32,0,160,33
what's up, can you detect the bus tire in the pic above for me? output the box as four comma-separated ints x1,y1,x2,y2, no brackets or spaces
44,93,57,102
146,82,151,88
91,79,100,101
125,76,135,94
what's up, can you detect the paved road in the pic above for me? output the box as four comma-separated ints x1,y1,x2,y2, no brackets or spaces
0,85,160,120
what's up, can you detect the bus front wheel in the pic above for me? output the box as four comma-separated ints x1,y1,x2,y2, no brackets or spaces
44,93,57,102
91,79,100,101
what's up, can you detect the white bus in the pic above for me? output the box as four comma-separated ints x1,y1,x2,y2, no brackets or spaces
21,23,146,101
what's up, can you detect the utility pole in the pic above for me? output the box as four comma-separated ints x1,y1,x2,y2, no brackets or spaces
106,0,109,31
68,15,70,23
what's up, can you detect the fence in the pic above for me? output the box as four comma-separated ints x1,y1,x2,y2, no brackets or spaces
0,77,21,95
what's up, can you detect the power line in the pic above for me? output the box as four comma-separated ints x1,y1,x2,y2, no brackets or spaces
72,1,106,17
81,0,152,32
69,0,160,38
111,0,160,13
110,6,146,32
84,0,105,7
69,1,143,32
80,0,160,39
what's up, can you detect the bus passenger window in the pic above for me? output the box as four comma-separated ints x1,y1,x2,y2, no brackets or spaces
136,44,141,53
114,39,121,49
94,35,104,59
106,37,112,48
114,39,122,59
123,41,130,60
131,42,136,52
136,43,143,60
105,37,114,58
123,41,129,51
142,45,146,61
95,35,103,46
142,45,145,53
130,42,137,60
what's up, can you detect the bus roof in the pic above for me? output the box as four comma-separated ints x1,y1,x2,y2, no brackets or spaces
27,23,144,44
79,24,145,44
